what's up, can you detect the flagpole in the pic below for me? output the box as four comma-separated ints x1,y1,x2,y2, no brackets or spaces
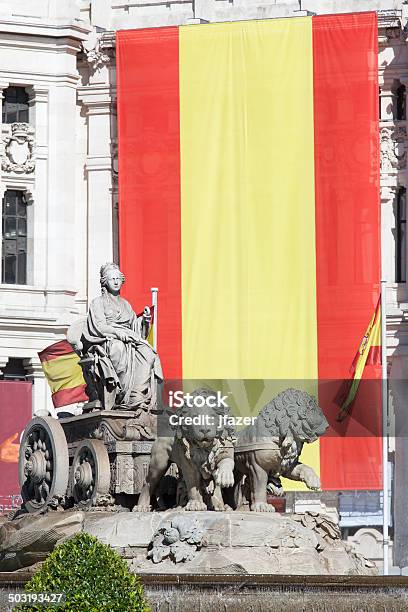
381,279,389,575
151,287,158,351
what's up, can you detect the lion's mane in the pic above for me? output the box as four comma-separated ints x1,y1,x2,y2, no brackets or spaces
259,388,328,442
171,387,236,442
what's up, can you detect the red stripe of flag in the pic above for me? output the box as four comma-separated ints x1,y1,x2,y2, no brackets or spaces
38,340,76,363
117,27,182,380
366,345,381,366
313,12,382,490
52,384,87,408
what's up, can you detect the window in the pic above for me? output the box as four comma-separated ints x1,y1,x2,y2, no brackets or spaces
2,86,29,123
396,187,406,283
392,80,406,121
1,190,27,284
395,84,406,121
1,358,27,381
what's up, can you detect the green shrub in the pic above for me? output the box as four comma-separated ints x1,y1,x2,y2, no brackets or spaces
19,531,150,612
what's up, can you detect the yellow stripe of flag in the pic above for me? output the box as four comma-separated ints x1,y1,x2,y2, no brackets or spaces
179,18,318,489
41,353,85,394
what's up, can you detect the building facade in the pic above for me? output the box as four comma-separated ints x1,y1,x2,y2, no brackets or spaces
0,0,407,568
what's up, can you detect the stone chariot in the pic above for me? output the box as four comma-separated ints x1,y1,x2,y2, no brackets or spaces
19,263,161,513
18,411,154,513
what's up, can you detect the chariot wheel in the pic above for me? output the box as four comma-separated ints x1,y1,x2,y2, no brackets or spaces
19,417,69,513
71,439,110,506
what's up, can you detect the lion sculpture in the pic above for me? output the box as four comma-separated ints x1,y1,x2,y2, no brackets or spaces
234,388,329,512
136,388,236,512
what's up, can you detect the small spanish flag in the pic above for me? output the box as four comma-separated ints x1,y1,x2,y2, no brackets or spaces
146,305,155,347
337,297,381,421
38,340,88,408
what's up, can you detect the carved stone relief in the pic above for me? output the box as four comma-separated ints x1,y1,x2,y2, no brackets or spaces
2,123,35,174
82,31,111,74
380,124,407,173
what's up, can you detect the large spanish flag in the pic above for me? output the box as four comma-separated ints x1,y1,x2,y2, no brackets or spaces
117,13,381,490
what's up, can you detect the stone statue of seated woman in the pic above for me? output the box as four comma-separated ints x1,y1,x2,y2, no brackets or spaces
79,262,163,412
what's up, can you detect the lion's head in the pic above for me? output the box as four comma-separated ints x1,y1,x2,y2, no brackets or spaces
171,388,236,449
260,388,328,443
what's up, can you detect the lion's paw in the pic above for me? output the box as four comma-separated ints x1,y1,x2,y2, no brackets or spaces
267,483,284,497
302,469,321,491
133,505,152,513
304,479,320,491
251,502,275,513
212,499,227,512
185,500,207,511
215,468,234,488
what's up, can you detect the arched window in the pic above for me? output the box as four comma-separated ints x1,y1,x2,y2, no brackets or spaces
396,187,406,283
1,190,27,284
2,86,29,123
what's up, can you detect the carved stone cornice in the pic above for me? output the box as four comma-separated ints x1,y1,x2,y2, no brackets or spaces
99,31,116,51
99,12,404,51
0,18,91,42
378,9,402,30
0,179,34,205
77,84,113,116
378,9,402,47
28,86,49,105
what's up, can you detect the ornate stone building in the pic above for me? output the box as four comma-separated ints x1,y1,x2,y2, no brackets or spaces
0,0,407,568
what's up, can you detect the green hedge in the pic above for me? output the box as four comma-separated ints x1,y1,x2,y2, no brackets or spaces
19,532,150,612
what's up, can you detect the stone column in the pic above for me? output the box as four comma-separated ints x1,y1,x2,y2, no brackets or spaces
0,80,10,205
23,357,54,417
46,82,78,290
28,85,48,286
78,72,114,302
0,80,10,121
381,185,398,285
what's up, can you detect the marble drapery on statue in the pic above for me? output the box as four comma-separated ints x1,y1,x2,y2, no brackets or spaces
82,263,163,410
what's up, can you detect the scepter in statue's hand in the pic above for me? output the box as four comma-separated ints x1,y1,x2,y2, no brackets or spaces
143,306,151,324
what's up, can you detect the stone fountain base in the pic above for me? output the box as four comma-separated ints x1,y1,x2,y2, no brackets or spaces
0,509,376,576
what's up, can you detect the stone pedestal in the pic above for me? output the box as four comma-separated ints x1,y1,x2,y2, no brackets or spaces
0,510,377,576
